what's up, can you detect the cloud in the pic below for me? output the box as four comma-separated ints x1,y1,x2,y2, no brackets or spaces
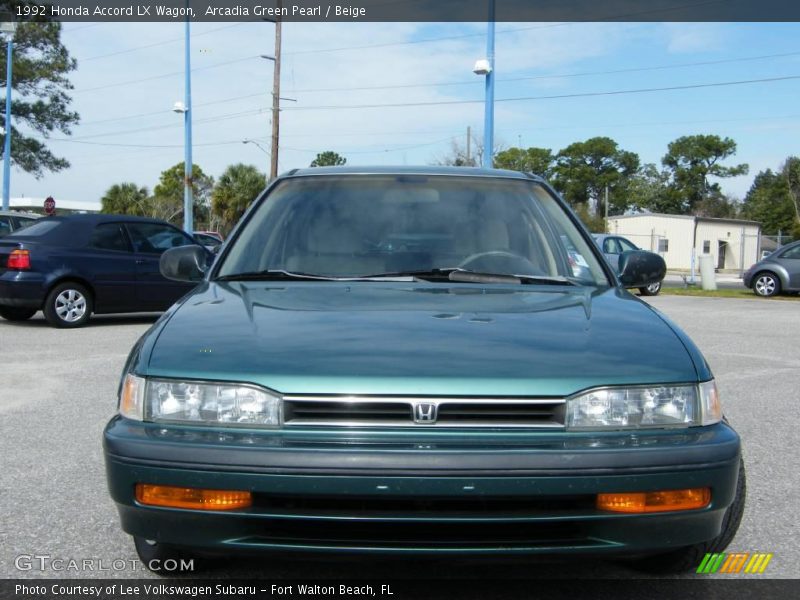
662,23,727,54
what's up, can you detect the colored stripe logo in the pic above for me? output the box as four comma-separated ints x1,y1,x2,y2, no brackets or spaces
697,552,773,574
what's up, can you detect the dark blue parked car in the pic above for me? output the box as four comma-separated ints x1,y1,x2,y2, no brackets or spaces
0,214,203,327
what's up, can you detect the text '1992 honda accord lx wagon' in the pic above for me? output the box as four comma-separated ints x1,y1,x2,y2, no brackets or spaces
103,167,744,574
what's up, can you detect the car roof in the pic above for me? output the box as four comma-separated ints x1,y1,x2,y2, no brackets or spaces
6,214,181,246
282,165,544,181
43,213,171,225
0,210,41,218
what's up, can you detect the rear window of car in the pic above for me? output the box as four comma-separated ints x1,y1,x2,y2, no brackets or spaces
15,217,38,230
7,219,61,237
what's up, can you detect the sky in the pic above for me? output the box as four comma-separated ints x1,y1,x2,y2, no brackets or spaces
10,20,800,207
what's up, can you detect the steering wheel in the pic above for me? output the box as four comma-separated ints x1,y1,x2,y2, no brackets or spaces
458,250,531,270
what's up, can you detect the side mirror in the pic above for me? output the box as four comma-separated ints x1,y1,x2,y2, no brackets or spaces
618,250,666,288
160,245,210,282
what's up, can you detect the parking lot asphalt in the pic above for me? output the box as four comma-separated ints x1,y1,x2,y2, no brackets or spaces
1,295,798,580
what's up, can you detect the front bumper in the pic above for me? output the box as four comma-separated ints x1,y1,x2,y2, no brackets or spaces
104,417,741,555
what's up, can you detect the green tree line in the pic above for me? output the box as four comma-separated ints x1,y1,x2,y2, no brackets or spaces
489,134,799,237
100,152,347,234
101,140,800,239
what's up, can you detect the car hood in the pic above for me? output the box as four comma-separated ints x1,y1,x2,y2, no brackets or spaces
144,282,699,397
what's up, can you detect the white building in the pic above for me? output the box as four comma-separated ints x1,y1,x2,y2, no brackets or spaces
607,213,761,272
9,197,100,214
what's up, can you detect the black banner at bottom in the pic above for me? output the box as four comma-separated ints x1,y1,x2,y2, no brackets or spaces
2,579,798,600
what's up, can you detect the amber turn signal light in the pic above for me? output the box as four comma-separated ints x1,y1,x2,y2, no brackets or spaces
597,487,710,513
136,484,252,510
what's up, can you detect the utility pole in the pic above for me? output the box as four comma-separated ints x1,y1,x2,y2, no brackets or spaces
482,0,495,169
604,185,609,233
466,126,471,166
1,19,17,212
182,8,193,233
269,7,282,181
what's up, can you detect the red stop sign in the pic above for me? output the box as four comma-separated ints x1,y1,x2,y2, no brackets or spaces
44,196,56,215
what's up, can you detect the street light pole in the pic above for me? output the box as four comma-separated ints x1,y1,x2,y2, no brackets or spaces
1,19,17,211
270,16,282,181
482,0,495,169
183,9,193,234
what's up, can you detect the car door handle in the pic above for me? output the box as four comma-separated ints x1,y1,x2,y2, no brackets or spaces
135,259,146,264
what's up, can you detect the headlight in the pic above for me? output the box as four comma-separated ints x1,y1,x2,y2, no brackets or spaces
118,375,280,427
566,380,722,430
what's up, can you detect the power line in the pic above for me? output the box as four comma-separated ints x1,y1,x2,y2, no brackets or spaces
79,92,268,126
58,73,800,143
284,50,800,94
282,1,725,56
77,23,246,62
280,74,800,111
67,107,267,141
72,56,259,94
54,113,800,151
72,49,800,128
51,134,460,155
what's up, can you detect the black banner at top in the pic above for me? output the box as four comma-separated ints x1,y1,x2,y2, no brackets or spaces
3,0,800,23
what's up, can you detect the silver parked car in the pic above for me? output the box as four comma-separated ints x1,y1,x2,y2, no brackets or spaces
593,233,663,296
743,239,800,297
0,211,40,237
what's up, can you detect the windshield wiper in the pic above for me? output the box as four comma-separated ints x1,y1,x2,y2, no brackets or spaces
215,269,418,282
217,268,578,286
215,269,342,282
363,268,578,286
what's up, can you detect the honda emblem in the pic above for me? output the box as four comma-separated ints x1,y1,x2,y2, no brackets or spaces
414,402,438,424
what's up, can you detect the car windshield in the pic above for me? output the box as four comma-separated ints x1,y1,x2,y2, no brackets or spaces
7,219,61,237
216,175,609,286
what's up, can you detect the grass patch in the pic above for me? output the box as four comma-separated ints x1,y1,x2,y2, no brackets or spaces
660,287,800,300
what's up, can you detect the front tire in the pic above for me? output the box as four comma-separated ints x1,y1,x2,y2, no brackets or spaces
43,282,93,328
638,281,662,296
0,306,37,321
627,459,746,574
752,272,781,297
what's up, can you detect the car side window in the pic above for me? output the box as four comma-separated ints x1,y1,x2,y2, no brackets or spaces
90,223,131,252
603,238,621,254
0,216,11,236
780,245,800,259
618,238,638,253
126,222,194,254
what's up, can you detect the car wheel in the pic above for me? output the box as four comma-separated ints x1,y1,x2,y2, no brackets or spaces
638,281,662,296
0,305,37,321
133,536,202,575
626,459,746,574
43,282,93,328
752,272,781,297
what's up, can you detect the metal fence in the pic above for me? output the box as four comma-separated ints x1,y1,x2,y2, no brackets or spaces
761,234,797,249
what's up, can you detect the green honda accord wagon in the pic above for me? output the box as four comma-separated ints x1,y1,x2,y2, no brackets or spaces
103,167,744,573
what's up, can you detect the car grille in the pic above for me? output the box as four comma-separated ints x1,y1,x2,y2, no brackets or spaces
282,396,565,428
236,520,590,550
